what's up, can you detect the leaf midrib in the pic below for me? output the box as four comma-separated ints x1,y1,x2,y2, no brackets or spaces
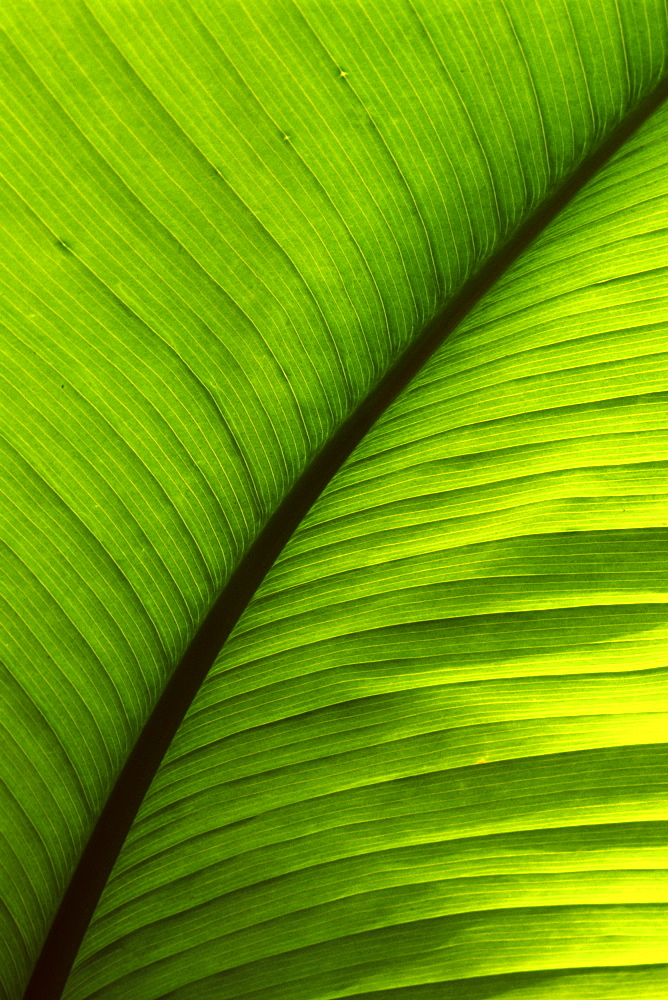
24,74,668,1000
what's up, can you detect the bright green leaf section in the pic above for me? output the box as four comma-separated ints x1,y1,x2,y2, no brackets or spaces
65,92,668,999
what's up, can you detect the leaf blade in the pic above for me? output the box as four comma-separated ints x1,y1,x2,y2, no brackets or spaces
63,85,668,1000
0,1,667,997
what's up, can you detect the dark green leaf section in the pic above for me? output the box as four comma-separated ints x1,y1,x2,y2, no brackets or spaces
65,96,668,999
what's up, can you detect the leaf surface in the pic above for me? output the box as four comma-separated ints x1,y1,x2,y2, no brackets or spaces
62,21,668,1000
0,1,667,998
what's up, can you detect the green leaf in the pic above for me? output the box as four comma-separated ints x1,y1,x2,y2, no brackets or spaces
60,83,668,1000
0,1,667,999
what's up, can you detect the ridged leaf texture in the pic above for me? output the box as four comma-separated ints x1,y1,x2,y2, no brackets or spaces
1,1,667,999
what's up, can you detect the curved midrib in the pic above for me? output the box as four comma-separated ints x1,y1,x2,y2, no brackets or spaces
24,75,668,1000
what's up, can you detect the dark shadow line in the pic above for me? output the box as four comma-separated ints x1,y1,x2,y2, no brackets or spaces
24,75,668,1000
